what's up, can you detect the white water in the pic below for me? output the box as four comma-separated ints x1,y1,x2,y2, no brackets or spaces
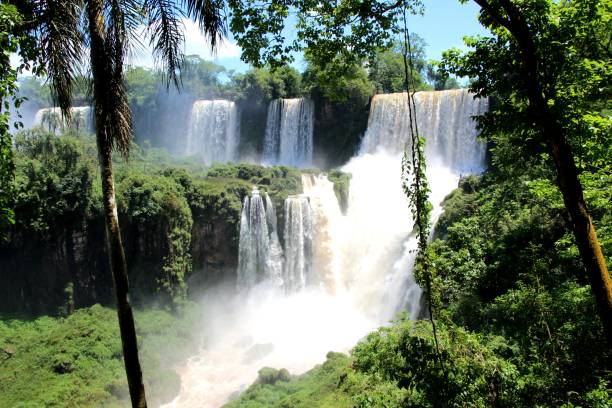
263,98,314,167
362,89,488,173
237,189,282,289
33,106,93,133
186,100,239,165
165,89,487,408
282,195,313,292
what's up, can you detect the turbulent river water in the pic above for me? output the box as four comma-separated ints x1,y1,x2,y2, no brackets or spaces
163,89,488,407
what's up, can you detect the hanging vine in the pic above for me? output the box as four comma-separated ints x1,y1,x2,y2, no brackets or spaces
399,2,443,366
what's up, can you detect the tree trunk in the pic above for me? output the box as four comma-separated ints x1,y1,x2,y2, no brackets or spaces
86,0,148,406
546,128,612,345
474,0,612,345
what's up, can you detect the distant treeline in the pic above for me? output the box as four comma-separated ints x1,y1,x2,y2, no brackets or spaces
17,36,461,168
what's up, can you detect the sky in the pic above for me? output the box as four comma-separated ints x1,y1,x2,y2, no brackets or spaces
177,0,490,73
12,0,489,75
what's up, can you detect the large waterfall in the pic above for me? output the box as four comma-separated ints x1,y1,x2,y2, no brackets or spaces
361,89,488,172
33,106,93,133
185,100,239,164
263,98,314,167
165,89,487,408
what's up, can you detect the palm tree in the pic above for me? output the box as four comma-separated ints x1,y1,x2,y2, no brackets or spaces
70,109,86,134
40,109,62,133
15,0,226,406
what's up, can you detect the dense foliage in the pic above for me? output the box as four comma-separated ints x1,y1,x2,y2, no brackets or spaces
2,0,610,406
0,3,36,239
225,167,612,408
0,304,202,407
1,130,303,312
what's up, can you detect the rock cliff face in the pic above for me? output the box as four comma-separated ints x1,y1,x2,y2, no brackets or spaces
311,91,370,169
0,206,241,315
1,157,304,315
0,219,111,314
188,218,238,292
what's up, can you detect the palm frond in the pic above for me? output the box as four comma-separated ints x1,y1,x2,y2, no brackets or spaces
105,0,147,61
144,0,185,87
105,0,138,156
104,79,133,157
36,0,85,121
183,0,226,51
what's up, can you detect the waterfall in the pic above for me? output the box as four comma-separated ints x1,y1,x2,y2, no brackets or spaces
345,88,488,318
361,89,488,173
263,98,314,167
165,89,489,407
237,189,282,289
265,194,284,286
282,195,313,292
237,188,315,293
33,106,93,133
186,100,239,165
302,173,345,293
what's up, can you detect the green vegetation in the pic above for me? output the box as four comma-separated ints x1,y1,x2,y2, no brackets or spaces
224,352,353,408
327,170,351,214
442,0,612,341
225,166,612,407
0,303,201,407
2,0,610,407
2,130,302,313
0,3,32,239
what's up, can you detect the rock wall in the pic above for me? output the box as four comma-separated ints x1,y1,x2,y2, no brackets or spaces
0,195,241,315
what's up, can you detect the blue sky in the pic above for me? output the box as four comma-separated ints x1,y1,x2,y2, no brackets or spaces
12,0,489,75
200,0,490,73
409,0,488,61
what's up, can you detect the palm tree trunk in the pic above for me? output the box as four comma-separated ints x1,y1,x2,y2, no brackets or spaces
86,0,147,406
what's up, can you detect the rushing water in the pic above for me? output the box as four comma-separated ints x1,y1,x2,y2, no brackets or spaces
165,89,487,408
361,89,488,173
263,98,314,167
282,195,314,292
33,106,94,133
186,100,239,164
237,189,282,289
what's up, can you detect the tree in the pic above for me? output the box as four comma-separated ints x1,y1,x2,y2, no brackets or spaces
302,55,373,102
11,0,226,406
368,36,429,93
426,60,460,90
0,4,39,240
443,0,612,344
40,109,62,133
229,0,424,69
182,55,226,96
70,109,86,133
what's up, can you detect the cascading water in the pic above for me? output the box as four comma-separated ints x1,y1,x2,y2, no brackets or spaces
301,173,345,293
33,106,94,133
165,89,487,408
361,89,488,172
282,195,313,292
350,89,488,318
186,100,239,165
263,98,314,167
237,189,282,289
265,194,284,286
